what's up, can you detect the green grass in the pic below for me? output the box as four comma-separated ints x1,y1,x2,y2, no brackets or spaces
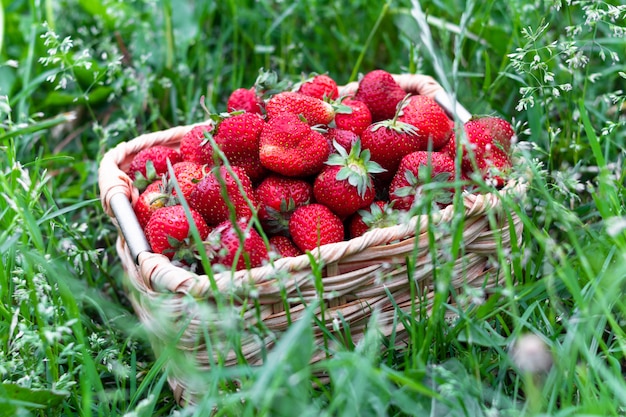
1,0,626,415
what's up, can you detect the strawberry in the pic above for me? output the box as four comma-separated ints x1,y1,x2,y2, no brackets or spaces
332,97,372,135
211,112,267,183
134,161,205,227
128,145,183,189
265,91,335,126
144,205,210,261
189,165,258,226
226,87,264,115
441,130,457,158
347,200,397,239
389,151,456,210
289,203,345,252
204,219,268,271
269,235,303,258
170,161,207,201
179,124,213,165
313,140,385,219
296,74,339,100
324,128,359,155
255,175,313,235
134,179,172,228
397,95,453,151
451,116,514,186
259,113,330,177
354,70,407,122
360,104,420,184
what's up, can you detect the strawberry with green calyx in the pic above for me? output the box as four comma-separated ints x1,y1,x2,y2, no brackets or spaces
226,88,264,115
145,205,210,263
295,73,339,101
324,128,359,155
265,91,335,126
313,140,385,219
134,179,173,228
448,116,515,187
360,96,420,183
289,203,345,252
259,113,330,178
226,68,288,114
128,145,183,190
189,165,258,226
354,69,407,122
204,218,269,271
209,111,267,183
134,161,206,228
389,151,456,210
251,68,292,99
332,97,372,135
397,95,454,151
180,124,214,165
170,161,208,201
347,200,398,239
269,235,303,259
255,174,313,236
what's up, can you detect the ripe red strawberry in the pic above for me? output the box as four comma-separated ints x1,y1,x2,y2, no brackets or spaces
134,162,206,228
259,113,330,177
134,179,172,228
212,112,267,183
145,205,210,261
226,87,264,115
397,95,453,151
354,70,407,122
313,140,385,219
204,219,268,271
128,145,183,188
266,91,335,126
289,203,345,252
347,200,397,239
441,130,457,158
389,151,456,210
296,74,339,100
255,175,313,235
180,124,214,165
324,128,359,155
360,107,420,184
451,116,514,186
170,161,207,201
332,97,372,135
189,165,258,226
269,235,303,258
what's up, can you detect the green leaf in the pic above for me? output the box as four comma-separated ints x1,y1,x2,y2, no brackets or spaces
246,303,315,414
0,383,69,417
456,320,507,347
333,102,353,114
40,86,113,107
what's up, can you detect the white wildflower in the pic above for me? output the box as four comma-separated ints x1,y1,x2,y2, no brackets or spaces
606,217,626,238
509,333,553,374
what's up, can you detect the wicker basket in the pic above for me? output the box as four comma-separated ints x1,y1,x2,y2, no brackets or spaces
98,74,527,405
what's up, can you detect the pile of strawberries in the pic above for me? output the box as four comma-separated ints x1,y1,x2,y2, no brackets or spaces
128,69,516,272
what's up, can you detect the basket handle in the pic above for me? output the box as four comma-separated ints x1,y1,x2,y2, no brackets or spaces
433,90,472,123
99,125,193,263
109,192,151,263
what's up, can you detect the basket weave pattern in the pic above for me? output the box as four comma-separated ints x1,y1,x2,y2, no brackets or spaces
99,74,527,404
